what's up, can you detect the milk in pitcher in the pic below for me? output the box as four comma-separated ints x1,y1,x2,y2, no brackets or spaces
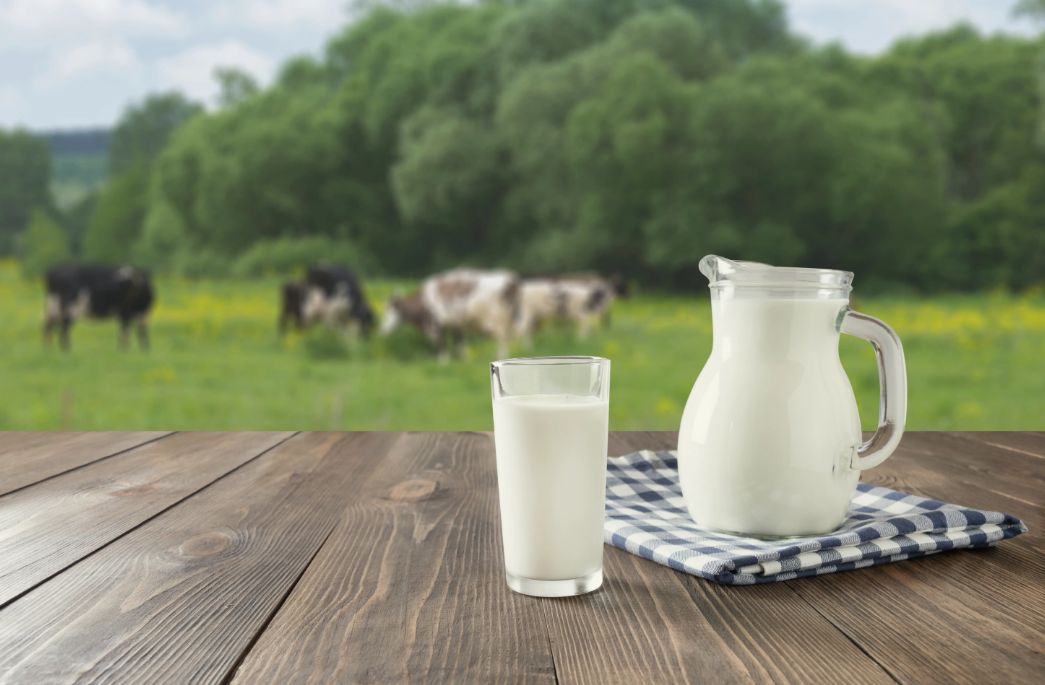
678,296,862,537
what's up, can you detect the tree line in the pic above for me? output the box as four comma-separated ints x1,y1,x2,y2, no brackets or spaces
2,0,1044,291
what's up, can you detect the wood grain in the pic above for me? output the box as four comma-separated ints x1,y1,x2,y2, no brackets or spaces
565,431,894,685
897,432,1045,509
231,431,557,685
0,431,402,685
952,432,1045,460
610,432,1045,684
790,560,1045,684
850,436,1045,634
0,430,1041,685
0,431,171,496
0,431,293,607
781,433,1045,685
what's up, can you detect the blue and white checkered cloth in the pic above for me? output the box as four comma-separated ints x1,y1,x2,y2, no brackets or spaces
605,450,1028,585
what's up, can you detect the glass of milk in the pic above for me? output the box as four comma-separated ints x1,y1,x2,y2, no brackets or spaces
490,356,610,597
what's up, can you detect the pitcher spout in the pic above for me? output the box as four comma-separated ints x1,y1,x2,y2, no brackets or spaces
699,255,771,286
698,255,853,293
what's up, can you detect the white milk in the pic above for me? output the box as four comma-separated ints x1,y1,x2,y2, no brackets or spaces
678,298,862,537
493,394,608,580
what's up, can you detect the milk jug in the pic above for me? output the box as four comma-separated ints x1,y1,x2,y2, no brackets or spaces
678,256,907,537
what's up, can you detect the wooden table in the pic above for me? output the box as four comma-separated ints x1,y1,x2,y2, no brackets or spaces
0,431,1041,684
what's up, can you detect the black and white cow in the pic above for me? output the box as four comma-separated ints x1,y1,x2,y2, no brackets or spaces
277,264,374,338
44,264,154,350
278,281,307,334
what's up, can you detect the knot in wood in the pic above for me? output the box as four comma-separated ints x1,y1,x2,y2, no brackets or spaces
111,484,159,497
179,532,231,558
388,478,438,502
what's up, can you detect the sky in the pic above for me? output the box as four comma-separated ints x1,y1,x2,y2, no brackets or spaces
0,0,1038,131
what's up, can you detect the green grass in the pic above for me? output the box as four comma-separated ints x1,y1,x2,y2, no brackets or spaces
2,261,1043,431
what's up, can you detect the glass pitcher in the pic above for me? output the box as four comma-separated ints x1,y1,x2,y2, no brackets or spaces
678,255,906,538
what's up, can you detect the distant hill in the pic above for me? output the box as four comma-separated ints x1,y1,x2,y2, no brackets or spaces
37,128,110,208
39,128,110,157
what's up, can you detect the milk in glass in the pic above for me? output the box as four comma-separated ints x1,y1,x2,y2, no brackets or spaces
493,394,608,581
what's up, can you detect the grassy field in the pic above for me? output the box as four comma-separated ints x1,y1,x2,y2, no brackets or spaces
2,260,1043,432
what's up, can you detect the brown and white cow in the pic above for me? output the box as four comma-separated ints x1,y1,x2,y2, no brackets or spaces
516,273,624,345
380,269,519,359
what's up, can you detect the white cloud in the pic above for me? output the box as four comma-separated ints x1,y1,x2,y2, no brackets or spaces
211,0,349,30
783,0,1032,53
156,40,273,103
0,0,184,50
38,40,139,87
0,85,25,126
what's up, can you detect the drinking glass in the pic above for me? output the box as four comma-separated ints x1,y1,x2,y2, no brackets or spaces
490,356,610,597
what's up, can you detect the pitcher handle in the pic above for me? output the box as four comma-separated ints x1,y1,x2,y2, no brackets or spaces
838,309,907,470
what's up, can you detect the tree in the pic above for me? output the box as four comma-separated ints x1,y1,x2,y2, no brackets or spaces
61,191,98,256
867,27,1043,203
391,107,505,266
21,209,69,278
1014,0,1045,20
215,67,260,108
83,167,148,263
152,83,348,256
495,6,732,275
641,54,947,286
108,93,202,177
83,91,202,266
0,129,52,255
130,0,1044,289
132,197,188,271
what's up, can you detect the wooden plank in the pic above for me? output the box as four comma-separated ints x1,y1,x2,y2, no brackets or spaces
798,446,1045,676
861,451,1045,574
613,432,1043,560
0,431,293,607
859,439,1044,537
861,436,1045,566
556,431,892,685
786,433,1045,684
855,438,1045,630
790,560,1045,684
609,430,676,455
951,431,1045,460
897,432,1045,509
0,431,402,685
0,431,172,496
231,431,557,685
612,433,1045,682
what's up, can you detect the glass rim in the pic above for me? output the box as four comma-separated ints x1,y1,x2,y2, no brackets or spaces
490,355,609,368
709,282,854,292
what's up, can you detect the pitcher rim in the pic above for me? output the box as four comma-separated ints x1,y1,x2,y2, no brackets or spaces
700,255,854,291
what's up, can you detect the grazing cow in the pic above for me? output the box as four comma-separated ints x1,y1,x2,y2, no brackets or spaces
277,264,375,338
278,281,307,334
44,264,153,351
306,264,375,338
381,269,520,359
516,273,624,345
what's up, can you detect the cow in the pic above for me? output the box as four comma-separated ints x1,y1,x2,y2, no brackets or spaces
278,281,307,334
278,264,374,338
44,264,154,351
516,273,625,345
380,269,520,359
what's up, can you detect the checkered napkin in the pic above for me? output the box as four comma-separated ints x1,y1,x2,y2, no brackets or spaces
604,450,1028,585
